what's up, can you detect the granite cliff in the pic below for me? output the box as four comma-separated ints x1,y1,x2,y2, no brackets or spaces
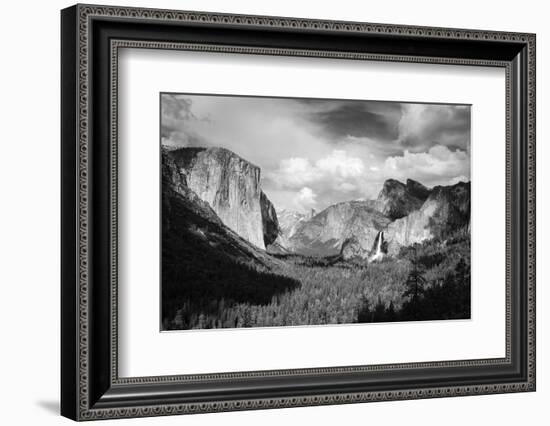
161,151,277,266
166,147,279,249
376,178,430,220
384,181,470,255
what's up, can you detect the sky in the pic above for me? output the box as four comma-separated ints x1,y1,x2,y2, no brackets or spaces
161,93,471,214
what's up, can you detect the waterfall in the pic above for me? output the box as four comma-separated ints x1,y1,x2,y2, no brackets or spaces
369,231,384,262
376,232,383,255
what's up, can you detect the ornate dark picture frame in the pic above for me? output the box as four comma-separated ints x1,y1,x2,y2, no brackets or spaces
61,4,536,421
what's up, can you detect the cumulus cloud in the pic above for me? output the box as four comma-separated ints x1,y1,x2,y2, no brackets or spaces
293,187,318,211
382,145,470,187
272,150,365,190
266,145,469,211
266,150,375,211
273,158,320,187
316,150,365,178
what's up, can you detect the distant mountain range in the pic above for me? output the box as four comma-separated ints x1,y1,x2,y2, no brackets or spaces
273,200,391,257
163,146,470,262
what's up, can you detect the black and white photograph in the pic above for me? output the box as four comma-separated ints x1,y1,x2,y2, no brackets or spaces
161,93,472,330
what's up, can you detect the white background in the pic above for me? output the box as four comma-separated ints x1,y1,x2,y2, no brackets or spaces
119,49,506,377
0,0,547,425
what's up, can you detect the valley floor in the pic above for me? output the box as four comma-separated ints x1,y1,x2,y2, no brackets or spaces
207,258,410,328
164,228,471,330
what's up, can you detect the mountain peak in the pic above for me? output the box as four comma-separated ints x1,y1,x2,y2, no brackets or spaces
169,146,261,172
377,178,430,220
381,178,404,190
405,178,423,188
405,179,430,199
385,180,471,254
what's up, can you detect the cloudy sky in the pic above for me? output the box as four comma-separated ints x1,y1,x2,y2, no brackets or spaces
161,93,470,213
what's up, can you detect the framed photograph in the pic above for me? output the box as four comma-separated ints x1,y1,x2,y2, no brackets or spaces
61,4,536,421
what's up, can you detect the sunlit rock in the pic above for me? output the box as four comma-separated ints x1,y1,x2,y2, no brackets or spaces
165,147,279,249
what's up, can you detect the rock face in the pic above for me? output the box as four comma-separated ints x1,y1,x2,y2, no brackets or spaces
260,192,279,247
162,150,280,266
340,237,369,263
284,201,391,257
385,181,470,255
376,178,430,220
425,181,470,233
166,147,279,249
272,179,469,260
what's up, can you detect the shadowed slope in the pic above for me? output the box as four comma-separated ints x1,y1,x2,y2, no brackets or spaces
161,152,300,329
